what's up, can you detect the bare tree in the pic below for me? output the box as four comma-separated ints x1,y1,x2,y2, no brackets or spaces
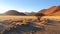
34,13,45,22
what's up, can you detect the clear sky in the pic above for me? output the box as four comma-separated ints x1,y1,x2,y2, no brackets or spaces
0,0,60,13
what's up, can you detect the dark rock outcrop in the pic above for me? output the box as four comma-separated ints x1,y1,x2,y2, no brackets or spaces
3,10,26,16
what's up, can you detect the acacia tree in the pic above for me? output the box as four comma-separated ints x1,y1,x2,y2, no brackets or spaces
34,13,45,22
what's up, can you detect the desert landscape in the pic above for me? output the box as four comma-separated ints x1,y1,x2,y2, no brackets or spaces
0,0,60,34
0,6,60,34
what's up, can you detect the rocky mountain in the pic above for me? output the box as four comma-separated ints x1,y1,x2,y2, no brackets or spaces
38,9,47,13
40,6,60,16
3,10,26,16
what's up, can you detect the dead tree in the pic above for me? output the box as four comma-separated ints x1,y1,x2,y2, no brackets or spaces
34,13,45,22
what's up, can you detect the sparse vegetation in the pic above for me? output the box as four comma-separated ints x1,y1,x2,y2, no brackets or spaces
0,16,60,34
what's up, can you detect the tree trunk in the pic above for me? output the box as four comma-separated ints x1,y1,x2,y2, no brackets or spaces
37,16,41,22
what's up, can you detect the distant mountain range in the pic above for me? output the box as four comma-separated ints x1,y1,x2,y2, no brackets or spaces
28,6,60,16
0,6,60,16
0,10,26,16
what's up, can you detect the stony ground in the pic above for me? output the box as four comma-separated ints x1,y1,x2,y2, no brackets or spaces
0,17,60,34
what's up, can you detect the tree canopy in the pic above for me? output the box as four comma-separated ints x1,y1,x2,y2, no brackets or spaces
34,13,45,16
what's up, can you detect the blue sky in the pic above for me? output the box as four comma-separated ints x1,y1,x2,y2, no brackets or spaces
0,0,60,13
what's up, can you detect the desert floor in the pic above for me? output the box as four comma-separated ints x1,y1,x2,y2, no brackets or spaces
0,16,60,34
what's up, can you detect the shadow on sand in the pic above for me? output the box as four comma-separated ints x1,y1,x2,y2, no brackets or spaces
2,22,45,34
